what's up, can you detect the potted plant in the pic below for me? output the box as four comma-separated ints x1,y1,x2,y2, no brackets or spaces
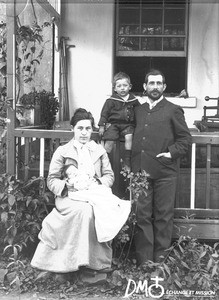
18,90,59,129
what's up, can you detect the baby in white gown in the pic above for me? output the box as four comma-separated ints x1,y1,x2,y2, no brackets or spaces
62,163,131,243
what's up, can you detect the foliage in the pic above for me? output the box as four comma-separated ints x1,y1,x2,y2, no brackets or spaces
16,21,51,86
121,168,150,201
0,174,52,251
1,237,218,299
109,237,219,299
0,22,7,123
0,131,6,173
113,169,150,260
0,19,56,129
111,169,219,299
0,96,8,174
0,21,7,82
3,244,25,290
0,174,55,288
161,236,219,293
0,97,7,121
0,20,51,101
0,169,219,298
19,90,59,128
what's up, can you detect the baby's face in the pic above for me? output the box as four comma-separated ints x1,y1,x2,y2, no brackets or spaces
66,165,78,178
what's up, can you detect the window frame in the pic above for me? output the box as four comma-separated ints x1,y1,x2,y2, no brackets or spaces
116,0,189,57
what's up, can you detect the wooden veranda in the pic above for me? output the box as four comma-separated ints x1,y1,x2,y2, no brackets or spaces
5,0,219,241
5,105,219,241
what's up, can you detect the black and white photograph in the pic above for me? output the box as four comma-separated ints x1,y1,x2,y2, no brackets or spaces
0,0,219,299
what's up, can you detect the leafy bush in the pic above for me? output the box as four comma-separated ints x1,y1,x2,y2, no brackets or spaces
0,169,219,299
0,174,52,252
109,236,219,299
19,90,59,129
113,169,149,260
161,236,219,293
111,169,219,299
0,174,54,289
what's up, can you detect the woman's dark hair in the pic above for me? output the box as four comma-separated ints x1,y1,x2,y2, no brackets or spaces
144,69,166,84
70,108,95,128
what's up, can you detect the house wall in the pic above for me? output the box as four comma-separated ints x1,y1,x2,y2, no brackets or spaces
186,0,219,128
60,0,115,125
61,0,219,129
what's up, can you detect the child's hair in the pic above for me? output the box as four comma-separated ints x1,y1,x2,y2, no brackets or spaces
113,72,131,87
70,108,94,128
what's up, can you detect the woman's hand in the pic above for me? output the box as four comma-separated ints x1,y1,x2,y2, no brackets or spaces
65,180,75,192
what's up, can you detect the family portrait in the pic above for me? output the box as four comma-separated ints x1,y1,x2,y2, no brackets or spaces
0,0,219,299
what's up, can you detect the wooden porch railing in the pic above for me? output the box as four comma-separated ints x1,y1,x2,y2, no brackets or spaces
7,125,219,240
172,132,219,240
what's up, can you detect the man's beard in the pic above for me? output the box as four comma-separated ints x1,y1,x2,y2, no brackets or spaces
148,90,162,101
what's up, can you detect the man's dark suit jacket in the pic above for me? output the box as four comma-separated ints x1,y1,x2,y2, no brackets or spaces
132,98,192,179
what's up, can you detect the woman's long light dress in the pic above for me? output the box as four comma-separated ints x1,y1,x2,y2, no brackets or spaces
31,140,115,273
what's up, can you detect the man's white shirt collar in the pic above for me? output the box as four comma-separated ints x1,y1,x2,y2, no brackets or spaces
146,96,163,109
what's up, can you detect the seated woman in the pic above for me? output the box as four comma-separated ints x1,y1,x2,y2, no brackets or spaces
31,108,130,283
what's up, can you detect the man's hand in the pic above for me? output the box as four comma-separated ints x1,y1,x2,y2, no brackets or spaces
99,126,105,137
156,152,172,158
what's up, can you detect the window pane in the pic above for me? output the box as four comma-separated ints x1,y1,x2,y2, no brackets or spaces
163,37,185,50
164,8,185,24
118,37,140,50
142,0,163,8
119,25,140,35
119,8,140,24
164,25,185,35
115,56,186,94
119,0,140,7
141,37,162,50
165,0,186,9
142,25,162,35
117,0,187,54
141,9,162,24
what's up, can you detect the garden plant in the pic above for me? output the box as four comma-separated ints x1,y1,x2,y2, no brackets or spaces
0,170,219,299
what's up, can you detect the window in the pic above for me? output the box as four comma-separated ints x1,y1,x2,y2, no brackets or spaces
115,0,189,95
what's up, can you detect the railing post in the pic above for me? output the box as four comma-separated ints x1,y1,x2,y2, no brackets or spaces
24,138,30,181
40,138,45,177
205,144,211,208
175,158,181,207
6,107,16,175
190,142,196,209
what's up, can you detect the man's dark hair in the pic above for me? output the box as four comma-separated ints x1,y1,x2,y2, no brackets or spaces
144,69,166,84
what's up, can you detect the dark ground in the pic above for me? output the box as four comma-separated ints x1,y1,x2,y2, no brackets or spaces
0,290,154,300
